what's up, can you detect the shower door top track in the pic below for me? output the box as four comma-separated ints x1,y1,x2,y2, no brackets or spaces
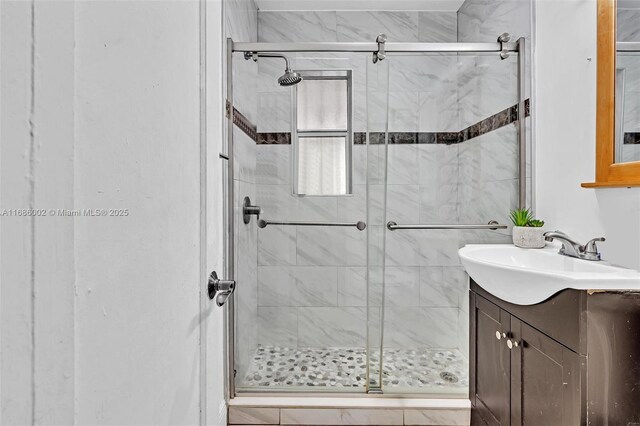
232,41,520,54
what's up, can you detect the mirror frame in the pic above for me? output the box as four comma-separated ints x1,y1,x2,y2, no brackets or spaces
583,0,640,187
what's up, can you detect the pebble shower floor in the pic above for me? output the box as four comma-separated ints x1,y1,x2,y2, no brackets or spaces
241,346,468,390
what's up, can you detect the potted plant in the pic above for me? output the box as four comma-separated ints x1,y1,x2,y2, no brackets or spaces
510,208,546,248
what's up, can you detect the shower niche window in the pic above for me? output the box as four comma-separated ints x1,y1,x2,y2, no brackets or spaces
293,70,353,196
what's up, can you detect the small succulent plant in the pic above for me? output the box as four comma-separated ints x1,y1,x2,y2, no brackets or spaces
510,208,533,227
509,208,545,227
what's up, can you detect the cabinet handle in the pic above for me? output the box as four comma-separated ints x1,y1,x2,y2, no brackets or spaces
495,331,508,340
507,339,520,349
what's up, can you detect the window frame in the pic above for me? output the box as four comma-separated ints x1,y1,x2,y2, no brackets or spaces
582,0,640,187
292,69,353,196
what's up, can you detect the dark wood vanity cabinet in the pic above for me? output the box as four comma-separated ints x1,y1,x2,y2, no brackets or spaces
470,280,640,425
508,318,582,426
471,294,510,425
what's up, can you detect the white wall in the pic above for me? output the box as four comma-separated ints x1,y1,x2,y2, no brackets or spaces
1,0,227,424
535,0,640,270
1,2,41,422
1,2,76,423
74,2,203,424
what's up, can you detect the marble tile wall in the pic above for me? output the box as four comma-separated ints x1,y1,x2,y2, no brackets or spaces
618,8,640,42
251,4,531,358
254,145,467,352
226,0,259,381
255,10,469,352
256,11,459,134
456,0,532,355
618,9,640,162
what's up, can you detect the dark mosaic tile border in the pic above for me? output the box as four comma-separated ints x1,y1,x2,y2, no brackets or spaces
257,132,291,144
226,100,258,142
352,132,463,145
459,99,530,143
244,98,531,146
624,133,640,145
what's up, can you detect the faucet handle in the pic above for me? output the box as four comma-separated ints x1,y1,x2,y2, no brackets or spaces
582,237,606,261
583,237,605,254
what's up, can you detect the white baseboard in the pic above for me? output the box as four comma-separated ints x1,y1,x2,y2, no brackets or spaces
228,396,470,409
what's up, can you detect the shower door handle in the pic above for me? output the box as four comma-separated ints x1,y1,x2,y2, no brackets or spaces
208,271,236,307
386,220,507,230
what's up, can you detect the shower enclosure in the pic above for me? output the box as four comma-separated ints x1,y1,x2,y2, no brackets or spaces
222,36,527,397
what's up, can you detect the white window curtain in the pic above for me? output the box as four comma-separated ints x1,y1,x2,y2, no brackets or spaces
298,137,346,195
297,80,347,130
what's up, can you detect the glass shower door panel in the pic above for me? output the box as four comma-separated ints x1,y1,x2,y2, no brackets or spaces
379,52,522,395
365,57,389,392
235,51,374,393
231,51,260,392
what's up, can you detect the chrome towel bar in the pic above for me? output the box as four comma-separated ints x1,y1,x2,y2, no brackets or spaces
387,220,507,231
258,219,367,231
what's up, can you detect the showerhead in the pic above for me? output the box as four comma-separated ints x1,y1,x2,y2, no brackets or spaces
278,69,303,86
245,52,303,87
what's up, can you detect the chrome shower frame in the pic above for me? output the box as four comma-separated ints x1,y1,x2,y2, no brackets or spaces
222,37,526,399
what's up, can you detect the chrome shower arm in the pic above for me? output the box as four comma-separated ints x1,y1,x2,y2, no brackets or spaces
243,51,302,86
244,51,292,71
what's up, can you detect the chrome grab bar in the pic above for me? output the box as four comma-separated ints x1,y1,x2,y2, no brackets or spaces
258,219,366,231
387,220,507,231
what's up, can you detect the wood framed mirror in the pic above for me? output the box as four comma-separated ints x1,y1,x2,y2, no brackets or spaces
583,0,640,188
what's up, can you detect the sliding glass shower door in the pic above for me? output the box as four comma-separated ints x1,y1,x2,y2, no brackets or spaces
364,56,389,392
233,51,389,393
374,51,522,394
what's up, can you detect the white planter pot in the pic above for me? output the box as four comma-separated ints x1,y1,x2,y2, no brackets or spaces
512,226,545,249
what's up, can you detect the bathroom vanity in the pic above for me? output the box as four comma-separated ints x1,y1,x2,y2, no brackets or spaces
469,280,640,425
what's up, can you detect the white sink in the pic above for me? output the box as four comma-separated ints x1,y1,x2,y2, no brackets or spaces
458,244,640,305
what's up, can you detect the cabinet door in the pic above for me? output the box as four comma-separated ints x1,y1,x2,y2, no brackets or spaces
471,293,511,426
510,318,584,426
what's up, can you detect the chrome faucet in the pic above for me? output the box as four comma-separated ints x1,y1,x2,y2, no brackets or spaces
543,231,605,261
